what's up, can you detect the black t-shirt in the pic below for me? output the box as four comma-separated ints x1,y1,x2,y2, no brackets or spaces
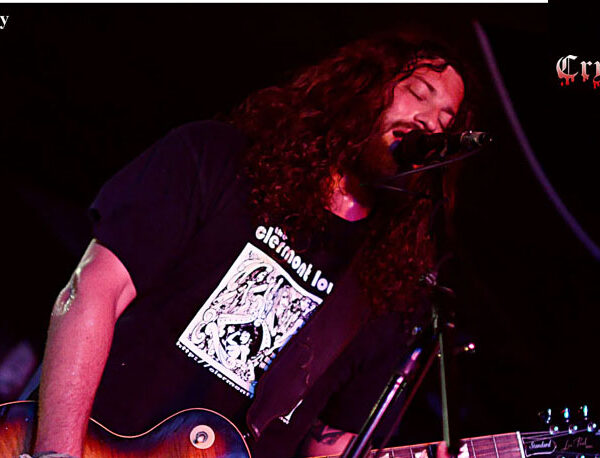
88,121,418,457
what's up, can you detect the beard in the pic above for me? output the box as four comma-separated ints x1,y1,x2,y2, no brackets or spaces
350,134,399,185
344,132,422,211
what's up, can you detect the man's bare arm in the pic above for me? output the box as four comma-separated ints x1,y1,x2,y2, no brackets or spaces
299,420,356,457
34,239,136,457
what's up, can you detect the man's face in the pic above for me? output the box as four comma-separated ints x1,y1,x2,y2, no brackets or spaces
381,59,465,147
355,59,465,183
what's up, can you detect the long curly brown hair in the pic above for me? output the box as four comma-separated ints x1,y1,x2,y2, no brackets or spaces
228,31,479,318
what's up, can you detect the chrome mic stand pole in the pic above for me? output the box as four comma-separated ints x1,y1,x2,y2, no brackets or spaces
340,275,460,458
424,272,461,457
340,320,438,458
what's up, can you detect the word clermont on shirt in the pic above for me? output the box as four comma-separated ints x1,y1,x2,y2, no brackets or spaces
255,225,334,295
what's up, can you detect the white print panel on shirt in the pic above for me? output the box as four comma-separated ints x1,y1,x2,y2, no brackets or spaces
177,242,323,397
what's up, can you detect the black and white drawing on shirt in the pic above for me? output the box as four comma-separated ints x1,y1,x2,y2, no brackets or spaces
177,242,322,397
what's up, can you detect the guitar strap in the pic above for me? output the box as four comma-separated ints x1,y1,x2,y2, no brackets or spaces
246,252,371,439
17,364,42,401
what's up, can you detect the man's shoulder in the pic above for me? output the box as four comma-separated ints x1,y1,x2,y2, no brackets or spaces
168,120,247,150
149,120,248,179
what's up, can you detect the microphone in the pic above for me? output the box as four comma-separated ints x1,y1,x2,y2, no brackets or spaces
389,130,492,168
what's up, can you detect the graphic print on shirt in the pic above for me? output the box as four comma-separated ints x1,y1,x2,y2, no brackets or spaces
177,242,322,397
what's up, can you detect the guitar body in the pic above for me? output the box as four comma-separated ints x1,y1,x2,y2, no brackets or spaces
0,401,251,457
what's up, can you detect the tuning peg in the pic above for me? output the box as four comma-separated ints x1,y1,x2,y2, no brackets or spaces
578,405,589,420
587,421,597,433
562,407,571,423
538,408,552,424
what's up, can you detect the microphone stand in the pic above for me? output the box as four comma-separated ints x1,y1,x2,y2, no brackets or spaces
340,274,461,458
426,273,462,458
340,316,438,458
343,150,469,458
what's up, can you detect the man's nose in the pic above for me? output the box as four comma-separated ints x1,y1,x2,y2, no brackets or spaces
414,111,440,133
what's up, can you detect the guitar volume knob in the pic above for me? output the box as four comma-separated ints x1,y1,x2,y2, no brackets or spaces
190,424,216,450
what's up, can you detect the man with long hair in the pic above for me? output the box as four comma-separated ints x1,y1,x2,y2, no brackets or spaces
32,31,476,458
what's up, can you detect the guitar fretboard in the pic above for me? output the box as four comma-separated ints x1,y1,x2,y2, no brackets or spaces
321,432,525,458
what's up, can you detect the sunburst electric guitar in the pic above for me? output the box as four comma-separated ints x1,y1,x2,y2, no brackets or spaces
1,401,598,457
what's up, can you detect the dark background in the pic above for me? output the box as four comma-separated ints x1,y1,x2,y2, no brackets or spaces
0,2,597,450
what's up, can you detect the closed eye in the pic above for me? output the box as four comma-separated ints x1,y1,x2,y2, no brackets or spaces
409,89,424,101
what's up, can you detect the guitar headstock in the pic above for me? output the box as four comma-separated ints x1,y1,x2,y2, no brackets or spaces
523,405,599,457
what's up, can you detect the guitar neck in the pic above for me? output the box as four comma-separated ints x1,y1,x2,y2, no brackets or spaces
319,432,525,458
